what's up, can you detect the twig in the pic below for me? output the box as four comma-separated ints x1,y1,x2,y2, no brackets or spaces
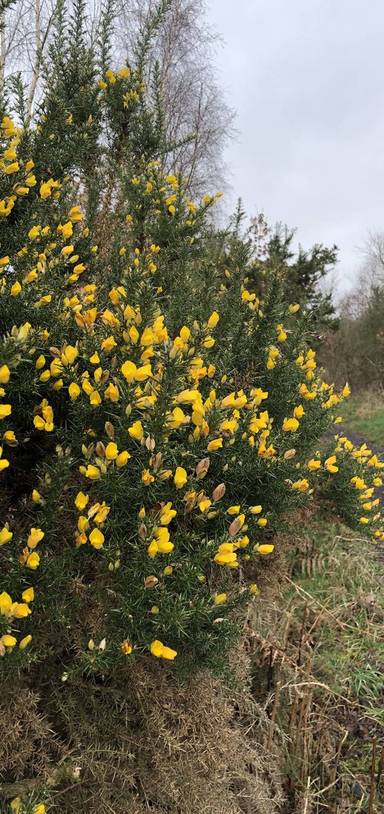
368,738,377,814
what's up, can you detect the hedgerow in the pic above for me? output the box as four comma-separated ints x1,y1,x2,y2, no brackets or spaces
0,5,383,810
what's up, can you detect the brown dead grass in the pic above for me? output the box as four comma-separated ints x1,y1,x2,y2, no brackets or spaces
0,645,284,814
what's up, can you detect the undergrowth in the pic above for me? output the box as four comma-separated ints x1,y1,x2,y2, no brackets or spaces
251,514,384,813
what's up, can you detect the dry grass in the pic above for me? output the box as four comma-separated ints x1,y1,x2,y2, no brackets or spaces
0,650,284,813
249,517,384,813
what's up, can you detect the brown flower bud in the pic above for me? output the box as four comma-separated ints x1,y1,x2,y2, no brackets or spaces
105,421,115,439
145,435,156,451
228,516,243,537
212,483,226,501
95,441,106,458
196,457,210,479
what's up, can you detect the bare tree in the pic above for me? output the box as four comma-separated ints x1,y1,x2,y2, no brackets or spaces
0,0,55,111
1,0,234,196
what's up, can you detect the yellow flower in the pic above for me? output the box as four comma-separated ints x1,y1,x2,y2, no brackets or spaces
89,528,105,549
84,465,101,480
351,476,365,490
69,205,84,222
1,634,17,647
256,544,274,555
121,360,137,382
150,639,164,657
5,161,19,174
121,639,133,655
104,382,119,402
3,430,16,445
0,591,12,615
325,455,338,473
75,491,89,511
249,505,262,514
0,448,10,470
135,363,152,381
19,634,32,650
10,281,22,296
128,420,144,441
33,400,54,431
33,806,46,814
159,504,177,525
291,479,309,492
13,602,31,618
116,450,130,467
307,458,321,471
0,526,12,545
227,505,240,515
61,345,78,365
174,466,187,489
207,438,223,452
105,441,118,460
150,639,177,660
22,587,34,602
77,515,89,533
207,311,220,329
142,469,155,486
0,364,10,383
257,517,268,527
57,220,73,239
214,592,227,605
283,417,299,432
35,355,46,370
249,583,260,595
40,178,59,199
342,382,351,398
0,404,11,420
89,391,102,407
203,335,215,349
69,382,81,400
214,542,237,566
288,303,300,313
27,527,44,549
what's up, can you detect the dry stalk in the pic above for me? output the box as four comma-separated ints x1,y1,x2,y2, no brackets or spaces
368,738,377,814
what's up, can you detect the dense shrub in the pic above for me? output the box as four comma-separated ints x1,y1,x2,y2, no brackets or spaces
1,104,383,675
1,3,384,810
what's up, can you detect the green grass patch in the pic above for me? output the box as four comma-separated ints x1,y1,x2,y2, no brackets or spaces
341,390,384,446
288,519,384,705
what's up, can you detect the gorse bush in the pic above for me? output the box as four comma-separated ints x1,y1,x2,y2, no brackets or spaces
0,0,383,727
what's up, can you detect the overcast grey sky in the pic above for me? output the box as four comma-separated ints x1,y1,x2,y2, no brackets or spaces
206,0,384,293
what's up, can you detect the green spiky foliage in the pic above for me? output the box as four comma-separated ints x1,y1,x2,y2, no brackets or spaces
0,0,383,712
